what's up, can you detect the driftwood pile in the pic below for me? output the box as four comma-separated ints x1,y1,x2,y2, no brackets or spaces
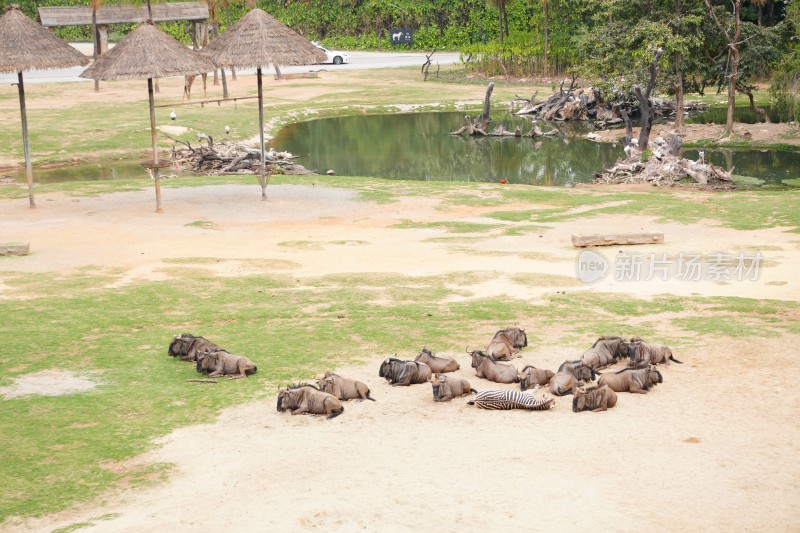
167,136,314,176
513,76,598,121
594,134,734,187
513,77,707,128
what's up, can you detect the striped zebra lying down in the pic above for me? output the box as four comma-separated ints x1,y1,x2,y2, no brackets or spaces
468,389,555,411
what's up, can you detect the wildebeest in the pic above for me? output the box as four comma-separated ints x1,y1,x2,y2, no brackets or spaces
195,348,257,379
468,388,555,410
379,357,432,386
549,360,598,396
518,365,555,391
317,371,375,401
598,365,662,394
415,347,460,373
581,336,630,369
487,327,528,360
629,339,683,367
470,350,520,384
277,383,344,419
429,373,476,402
572,385,618,412
168,333,220,362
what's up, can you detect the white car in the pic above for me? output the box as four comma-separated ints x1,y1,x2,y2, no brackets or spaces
312,42,350,65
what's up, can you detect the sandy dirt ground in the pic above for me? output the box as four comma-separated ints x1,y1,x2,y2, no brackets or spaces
2,183,800,532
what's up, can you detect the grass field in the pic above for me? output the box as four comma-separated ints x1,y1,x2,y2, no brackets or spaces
1,64,799,525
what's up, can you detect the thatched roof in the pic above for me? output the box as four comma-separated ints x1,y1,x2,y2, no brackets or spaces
80,21,215,81
202,8,326,69
0,5,89,74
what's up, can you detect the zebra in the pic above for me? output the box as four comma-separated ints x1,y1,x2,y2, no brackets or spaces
468,388,555,411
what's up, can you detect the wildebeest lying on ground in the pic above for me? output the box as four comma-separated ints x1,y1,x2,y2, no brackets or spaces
196,348,257,379
277,383,344,419
572,385,618,412
429,373,476,402
549,360,598,396
415,347,460,373
468,387,555,410
470,350,520,384
317,371,375,401
629,339,683,367
518,365,555,391
168,333,221,362
487,327,528,360
598,365,663,394
379,357,432,386
581,336,630,369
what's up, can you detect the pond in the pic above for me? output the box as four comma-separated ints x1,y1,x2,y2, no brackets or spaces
3,111,798,188
270,112,621,186
269,111,799,187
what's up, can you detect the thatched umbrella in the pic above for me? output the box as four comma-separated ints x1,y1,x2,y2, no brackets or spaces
80,21,215,212
201,8,326,200
0,5,89,208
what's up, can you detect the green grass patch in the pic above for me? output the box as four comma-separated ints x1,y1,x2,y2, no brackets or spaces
392,219,500,233
0,266,797,522
184,220,214,229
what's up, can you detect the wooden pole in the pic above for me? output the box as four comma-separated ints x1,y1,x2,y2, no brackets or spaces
17,72,35,208
92,6,99,92
148,77,162,213
257,67,266,200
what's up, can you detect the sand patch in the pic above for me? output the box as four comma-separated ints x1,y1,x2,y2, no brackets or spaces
0,369,100,399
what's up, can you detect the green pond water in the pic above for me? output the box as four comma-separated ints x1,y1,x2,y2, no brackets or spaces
269,112,798,187
4,111,798,188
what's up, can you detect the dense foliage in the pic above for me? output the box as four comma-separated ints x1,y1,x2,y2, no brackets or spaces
2,0,797,111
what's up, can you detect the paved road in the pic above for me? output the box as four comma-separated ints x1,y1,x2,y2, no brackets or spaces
0,43,461,84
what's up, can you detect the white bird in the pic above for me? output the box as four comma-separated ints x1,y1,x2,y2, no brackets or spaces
225,125,230,135
169,110,176,121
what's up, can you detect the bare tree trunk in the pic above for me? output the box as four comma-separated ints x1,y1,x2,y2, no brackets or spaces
675,53,684,129
613,104,634,148
475,82,495,130
498,7,504,44
674,0,683,129
634,49,664,151
706,0,742,137
543,0,549,77
738,84,770,122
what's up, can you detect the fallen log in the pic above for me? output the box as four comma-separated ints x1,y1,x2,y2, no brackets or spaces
0,242,29,256
571,233,665,248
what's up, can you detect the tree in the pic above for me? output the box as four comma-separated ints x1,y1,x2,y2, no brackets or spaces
542,0,550,74
577,0,709,130
704,0,742,136
487,0,511,42
752,0,766,26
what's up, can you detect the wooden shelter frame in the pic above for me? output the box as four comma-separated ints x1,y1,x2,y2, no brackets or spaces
38,2,210,55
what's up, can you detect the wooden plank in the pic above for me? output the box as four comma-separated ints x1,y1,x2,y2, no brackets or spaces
39,2,209,26
154,96,259,108
571,233,664,248
0,242,30,256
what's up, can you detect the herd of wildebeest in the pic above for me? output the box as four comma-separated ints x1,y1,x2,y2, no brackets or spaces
168,327,682,419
